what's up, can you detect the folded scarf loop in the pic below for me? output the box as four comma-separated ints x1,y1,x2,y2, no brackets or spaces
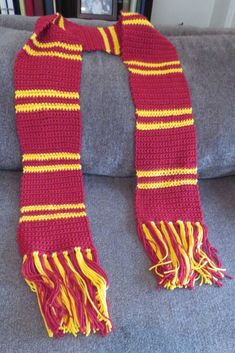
13,11,229,338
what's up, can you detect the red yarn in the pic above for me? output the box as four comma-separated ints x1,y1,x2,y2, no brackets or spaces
14,12,229,337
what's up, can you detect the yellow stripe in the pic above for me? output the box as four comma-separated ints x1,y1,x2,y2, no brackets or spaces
122,19,154,27
31,33,82,51
137,119,194,130
124,60,180,68
20,212,87,223
15,103,80,113
23,44,82,61
23,164,82,173
137,179,197,189
136,108,192,118
21,203,85,213
108,26,120,55
136,168,197,177
97,27,111,53
128,68,183,75
58,15,65,30
121,12,139,17
23,152,80,161
15,89,79,99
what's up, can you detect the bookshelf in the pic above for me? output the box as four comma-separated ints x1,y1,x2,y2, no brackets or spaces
0,0,153,20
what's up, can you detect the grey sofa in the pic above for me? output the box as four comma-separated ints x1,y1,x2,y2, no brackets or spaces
0,14,234,353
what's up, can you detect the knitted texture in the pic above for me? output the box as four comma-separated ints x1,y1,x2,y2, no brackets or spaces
14,11,228,338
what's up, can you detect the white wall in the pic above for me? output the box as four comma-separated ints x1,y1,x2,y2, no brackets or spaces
151,0,235,28
224,0,235,26
210,0,231,27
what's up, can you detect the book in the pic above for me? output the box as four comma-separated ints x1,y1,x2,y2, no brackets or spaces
55,0,62,13
140,0,145,14
19,0,26,15
144,0,153,20
13,0,21,14
117,0,123,14
0,0,8,14
136,0,141,13
7,0,15,14
33,0,44,15
25,0,34,15
122,0,129,11
44,0,54,14
62,0,76,18
130,0,137,12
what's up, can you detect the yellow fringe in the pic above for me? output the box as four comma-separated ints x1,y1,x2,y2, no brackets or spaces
142,221,226,290
23,248,112,337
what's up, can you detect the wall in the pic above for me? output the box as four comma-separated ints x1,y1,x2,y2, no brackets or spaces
151,0,235,28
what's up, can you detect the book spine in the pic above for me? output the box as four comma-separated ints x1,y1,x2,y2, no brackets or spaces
19,0,26,15
62,0,77,18
55,0,62,13
117,0,123,15
44,0,54,14
13,0,21,14
33,0,44,15
130,0,137,12
0,0,8,14
144,0,153,20
122,0,130,11
6,0,15,14
140,0,146,14
136,0,141,13
25,0,34,15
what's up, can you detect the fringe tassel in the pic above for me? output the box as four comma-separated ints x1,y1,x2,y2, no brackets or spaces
139,220,230,290
22,247,112,337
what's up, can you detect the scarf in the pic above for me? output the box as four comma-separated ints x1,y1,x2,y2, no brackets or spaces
13,11,227,338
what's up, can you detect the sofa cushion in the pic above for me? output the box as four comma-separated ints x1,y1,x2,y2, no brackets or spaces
0,23,234,178
1,14,235,35
0,170,234,352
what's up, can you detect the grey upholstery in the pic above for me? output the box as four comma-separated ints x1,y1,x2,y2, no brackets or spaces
0,15,234,353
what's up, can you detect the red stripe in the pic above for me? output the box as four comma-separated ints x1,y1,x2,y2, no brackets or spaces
135,127,197,170
20,171,85,205
18,217,92,255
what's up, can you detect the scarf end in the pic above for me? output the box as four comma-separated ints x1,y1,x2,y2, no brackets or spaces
139,220,231,290
22,247,112,337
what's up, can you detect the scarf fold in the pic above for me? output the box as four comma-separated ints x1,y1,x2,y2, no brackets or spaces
14,11,228,338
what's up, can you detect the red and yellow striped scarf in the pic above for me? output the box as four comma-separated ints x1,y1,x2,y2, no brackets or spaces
14,11,228,338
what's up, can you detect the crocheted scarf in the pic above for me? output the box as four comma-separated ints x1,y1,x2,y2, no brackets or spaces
14,11,227,338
